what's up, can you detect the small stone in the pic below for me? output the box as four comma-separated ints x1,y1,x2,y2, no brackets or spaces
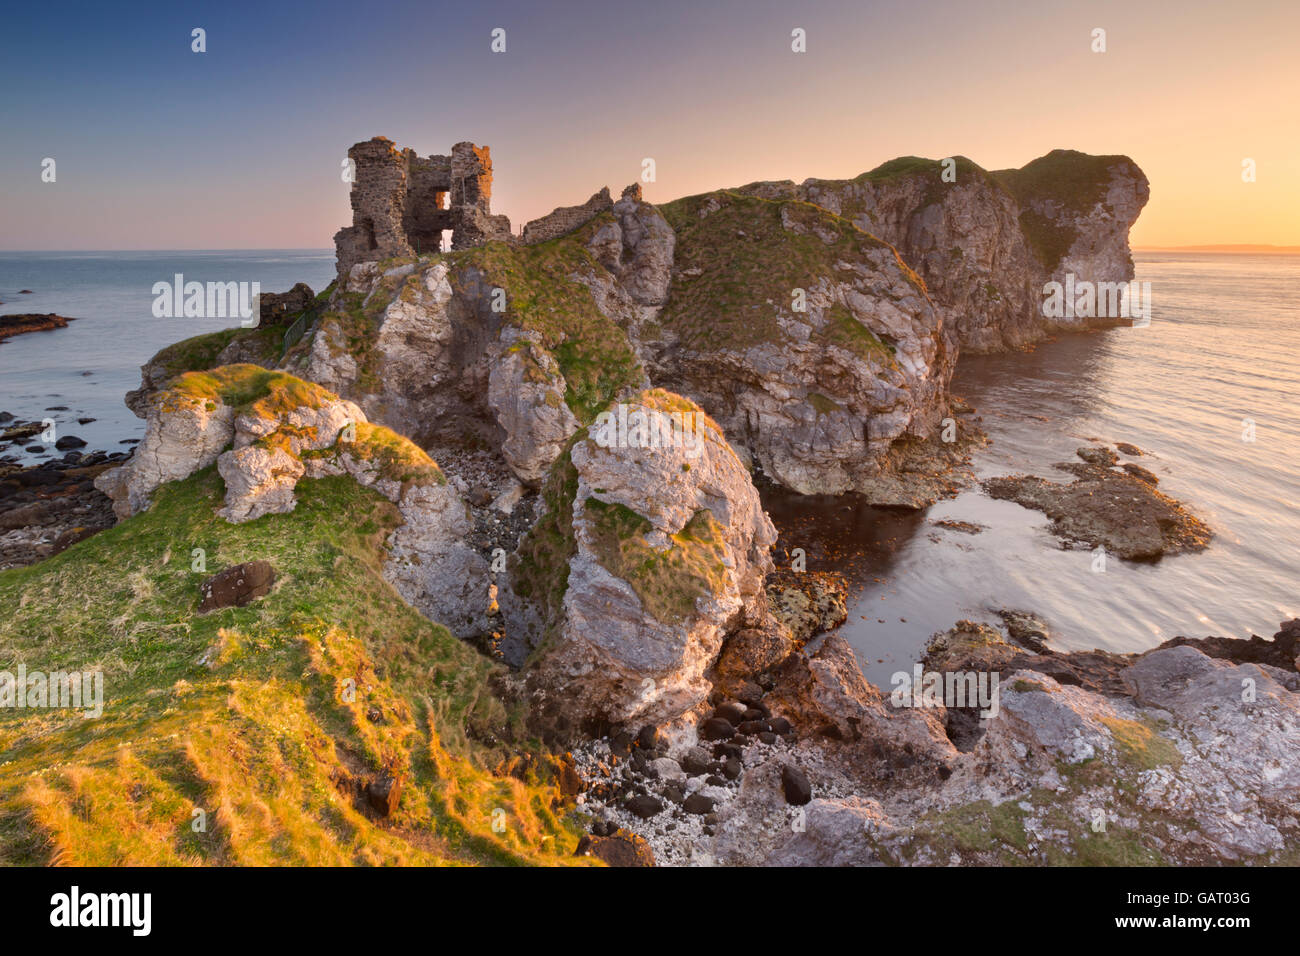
681,747,712,775
700,717,735,741
636,724,660,750
624,794,663,819
722,757,742,780
768,716,793,735
713,701,747,725
610,731,632,757
683,793,715,815
780,764,812,805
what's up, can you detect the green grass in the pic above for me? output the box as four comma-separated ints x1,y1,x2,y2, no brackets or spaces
656,191,924,353
583,499,730,627
508,436,582,633
0,469,589,866
449,229,643,423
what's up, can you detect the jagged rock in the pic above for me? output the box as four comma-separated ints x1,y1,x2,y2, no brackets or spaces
95,389,238,520
765,570,848,643
766,632,954,763
743,151,1148,353
512,390,779,733
198,560,276,612
488,329,580,485
995,609,1051,653
652,191,954,498
98,366,490,639
1156,619,1300,671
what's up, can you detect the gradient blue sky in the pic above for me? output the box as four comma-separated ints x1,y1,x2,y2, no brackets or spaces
2,0,1297,249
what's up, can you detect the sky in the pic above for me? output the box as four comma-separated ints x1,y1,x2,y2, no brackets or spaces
1,0,1297,250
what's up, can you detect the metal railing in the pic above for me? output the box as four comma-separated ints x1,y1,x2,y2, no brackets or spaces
281,313,309,359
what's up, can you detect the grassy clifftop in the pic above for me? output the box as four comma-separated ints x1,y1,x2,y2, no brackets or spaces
0,468,587,866
656,190,923,354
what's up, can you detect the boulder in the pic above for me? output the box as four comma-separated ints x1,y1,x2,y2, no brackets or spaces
512,390,780,732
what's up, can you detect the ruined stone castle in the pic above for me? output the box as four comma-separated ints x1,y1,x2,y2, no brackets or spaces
334,137,513,281
334,136,641,282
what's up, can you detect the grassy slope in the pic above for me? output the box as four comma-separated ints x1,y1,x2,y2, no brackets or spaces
656,191,920,357
0,468,588,866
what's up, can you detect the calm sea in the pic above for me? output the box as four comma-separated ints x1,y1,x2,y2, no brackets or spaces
767,251,1300,684
0,250,335,457
2,250,1296,682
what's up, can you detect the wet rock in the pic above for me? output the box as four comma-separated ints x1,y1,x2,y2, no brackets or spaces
996,609,1051,653
1115,442,1144,456
197,560,276,612
54,435,87,451
1122,462,1158,485
1156,619,1300,672
1076,445,1118,467
982,461,1211,559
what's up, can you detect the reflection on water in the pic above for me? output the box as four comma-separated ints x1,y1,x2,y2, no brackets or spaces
765,253,1300,689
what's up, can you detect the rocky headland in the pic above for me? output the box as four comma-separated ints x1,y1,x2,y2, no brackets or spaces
0,313,77,343
3,137,1281,869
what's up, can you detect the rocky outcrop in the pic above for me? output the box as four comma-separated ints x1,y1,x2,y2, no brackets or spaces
95,365,491,637
583,612,1300,866
304,192,668,487
124,283,322,418
0,313,77,343
508,390,781,734
739,150,1149,352
652,191,955,497
982,447,1212,559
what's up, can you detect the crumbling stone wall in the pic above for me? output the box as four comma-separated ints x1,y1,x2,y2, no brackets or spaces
334,137,512,282
520,187,614,244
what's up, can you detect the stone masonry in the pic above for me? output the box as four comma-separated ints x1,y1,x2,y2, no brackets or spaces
334,137,513,281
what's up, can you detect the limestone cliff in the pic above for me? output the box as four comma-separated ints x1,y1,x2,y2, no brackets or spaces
505,390,781,734
741,150,1149,351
